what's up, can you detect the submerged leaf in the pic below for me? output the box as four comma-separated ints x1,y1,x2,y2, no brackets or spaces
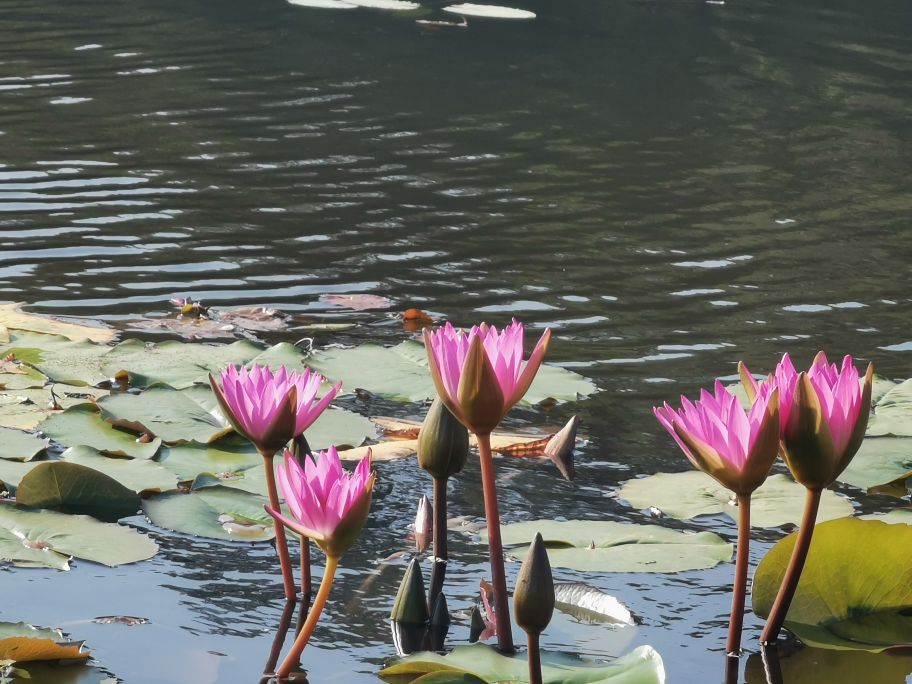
488,520,732,573
752,517,912,651
618,472,853,528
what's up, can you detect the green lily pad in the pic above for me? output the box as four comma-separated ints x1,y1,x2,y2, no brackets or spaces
617,472,854,528
752,517,912,651
381,643,666,684
860,510,912,525
0,427,49,462
61,446,177,494
744,647,912,684
0,384,104,431
867,379,912,437
307,340,595,404
15,462,140,520
871,375,898,405
0,622,62,641
1,331,111,387
839,437,912,497
141,486,274,542
306,407,376,450
488,519,732,573
246,342,310,371
0,361,47,391
158,438,262,482
13,663,116,684
0,504,158,569
101,338,263,390
40,404,161,459
97,386,232,445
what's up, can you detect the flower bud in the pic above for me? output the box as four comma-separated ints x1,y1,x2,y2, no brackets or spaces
417,397,469,480
414,495,433,553
390,557,429,625
513,533,554,636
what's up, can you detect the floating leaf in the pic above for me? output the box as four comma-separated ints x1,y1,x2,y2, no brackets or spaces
124,316,237,341
61,446,177,494
744,647,912,684
0,504,158,569
867,379,912,437
340,441,418,462
838,437,912,496
320,293,393,311
871,375,898,405
0,636,88,663
859,509,912,525
14,663,116,684
97,386,231,445
553,583,635,625
0,458,38,490
41,405,161,459
442,3,536,19
2,332,111,387
16,462,140,520
0,427,48,462
617,472,853,528
488,520,732,573
307,340,595,404
0,303,115,343
0,360,47,391
288,0,358,9
307,407,376,451
381,643,665,683
158,439,261,482
0,384,105,430
142,486,274,542
752,517,912,651
0,623,61,641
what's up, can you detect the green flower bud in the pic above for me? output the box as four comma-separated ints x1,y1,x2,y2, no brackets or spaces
513,533,554,636
418,396,469,480
390,557,429,625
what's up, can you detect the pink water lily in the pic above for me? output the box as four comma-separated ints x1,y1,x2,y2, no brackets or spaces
210,364,342,454
424,319,551,435
740,352,873,489
654,380,780,495
267,446,375,559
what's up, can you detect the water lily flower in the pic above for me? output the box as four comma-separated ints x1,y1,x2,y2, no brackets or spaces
654,380,780,656
210,365,341,455
654,380,780,496
210,364,342,601
423,319,552,652
740,352,874,645
266,446,375,678
424,320,551,436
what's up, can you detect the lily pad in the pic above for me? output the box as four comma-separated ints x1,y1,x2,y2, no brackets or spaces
381,643,665,683
40,404,162,459
97,386,232,445
2,332,111,387
0,303,115,343
158,438,262,482
859,510,912,525
838,437,912,496
101,338,263,390
752,517,912,651
15,462,140,520
867,379,912,437
0,636,88,663
0,427,49,462
288,0,358,9
744,647,912,684
617,472,854,528
0,384,106,430
142,486,274,542
554,583,635,625
14,663,116,684
0,360,47,390
307,407,376,450
0,504,158,569
488,519,733,573
61,446,177,494
442,4,536,19
307,340,595,404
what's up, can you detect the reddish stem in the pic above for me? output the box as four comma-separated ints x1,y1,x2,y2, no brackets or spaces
760,488,823,645
476,432,515,653
300,536,312,598
262,451,297,601
527,632,542,684
726,493,751,655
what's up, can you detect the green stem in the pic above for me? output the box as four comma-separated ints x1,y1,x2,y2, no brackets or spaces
760,488,822,645
726,493,751,655
527,632,542,684
262,451,297,601
276,556,339,678
427,476,448,612
476,433,514,653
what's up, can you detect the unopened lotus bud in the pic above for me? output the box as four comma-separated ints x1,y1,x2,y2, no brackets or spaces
513,533,554,635
414,495,433,553
390,558,429,625
468,605,486,643
544,415,580,481
430,592,450,629
417,397,469,480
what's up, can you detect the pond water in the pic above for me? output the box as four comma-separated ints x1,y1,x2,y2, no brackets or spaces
1,0,911,682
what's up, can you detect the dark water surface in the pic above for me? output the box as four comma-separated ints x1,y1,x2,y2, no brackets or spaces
1,0,911,682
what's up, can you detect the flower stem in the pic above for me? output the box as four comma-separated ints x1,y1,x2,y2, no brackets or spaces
726,493,751,655
262,451,297,601
476,432,514,653
300,536,311,598
427,476,448,612
276,556,339,678
760,487,822,645
263,596,297,675
527,632,542,684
